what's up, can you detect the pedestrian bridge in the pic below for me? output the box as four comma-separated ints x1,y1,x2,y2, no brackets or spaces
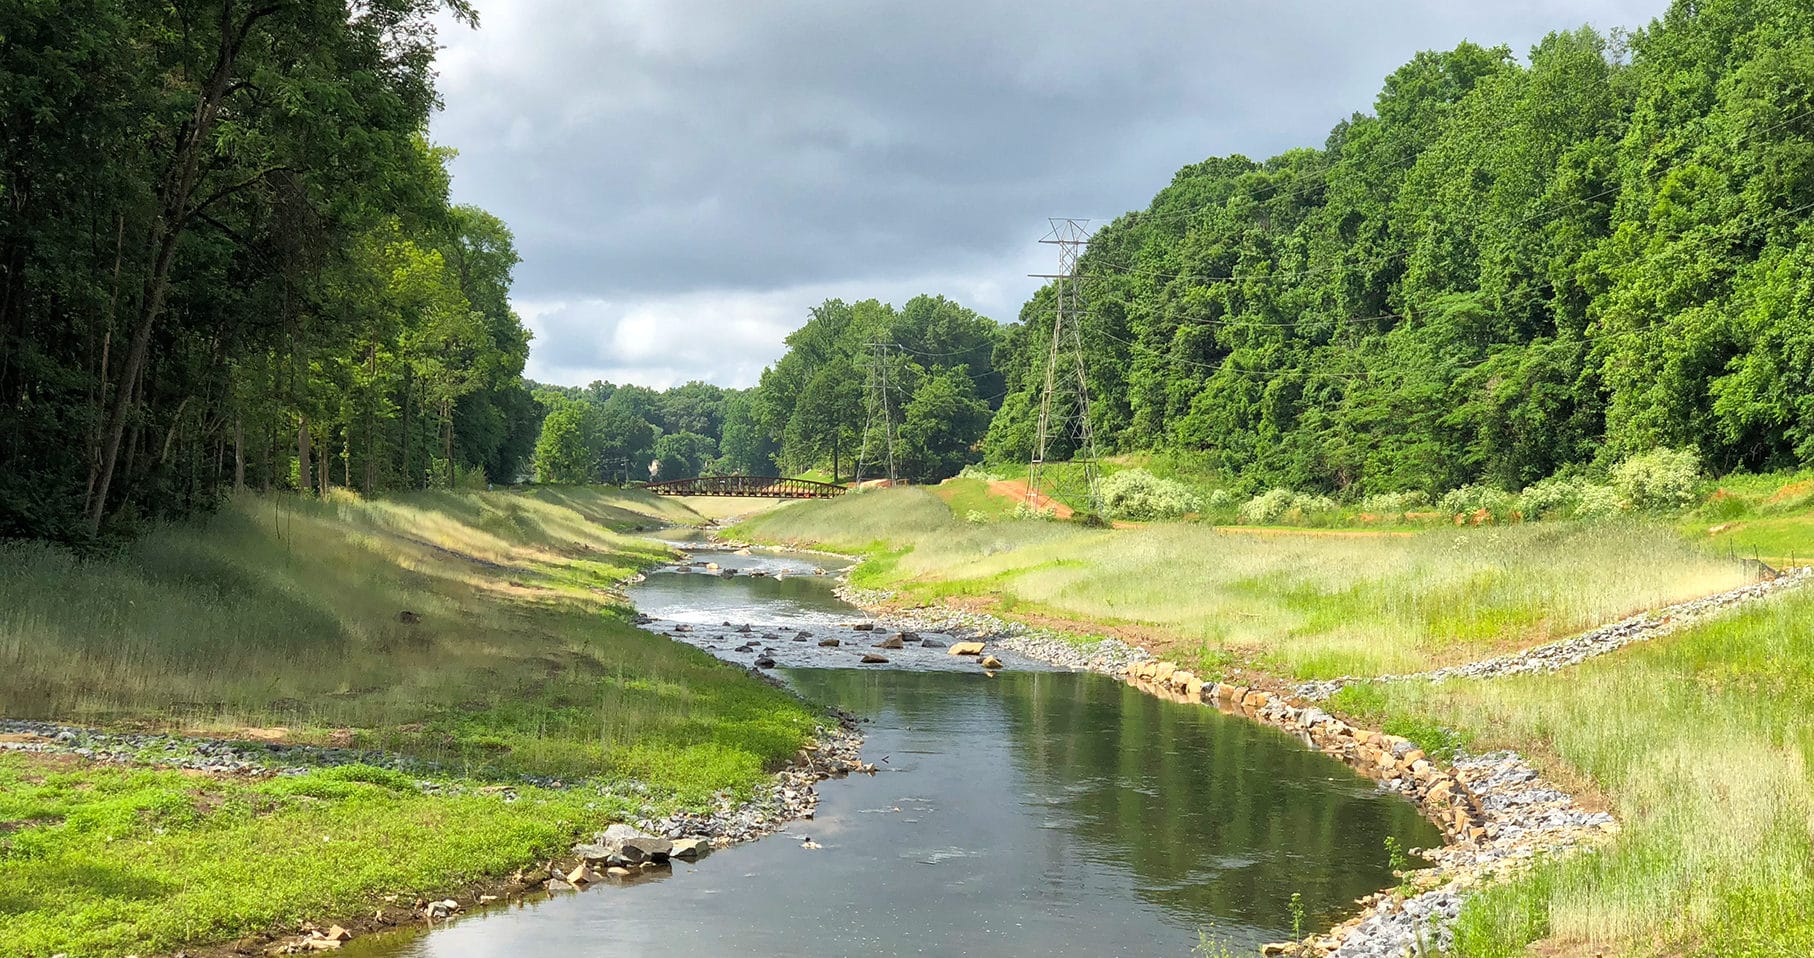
643,475,847,499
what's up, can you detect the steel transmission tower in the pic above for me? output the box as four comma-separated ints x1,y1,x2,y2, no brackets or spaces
855,341,899,485
1027,218,1102,515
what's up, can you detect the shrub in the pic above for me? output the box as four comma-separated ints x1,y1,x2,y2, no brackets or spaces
1206,489,1234,508
1437,484,1517,521
1237,489,1339,525
1098,468,1203,521
963,510,989,524
1012,501,1057,521
1516,476,1585,520
1360,490,1429,517
957,463,1003,482
1238,489,1296,524
1611,447,1701,510
1574,482,1624,518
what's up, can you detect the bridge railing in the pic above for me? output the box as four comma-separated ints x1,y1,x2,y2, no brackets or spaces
641,475,847,499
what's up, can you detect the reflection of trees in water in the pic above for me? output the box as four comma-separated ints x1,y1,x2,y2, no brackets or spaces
792,670,1440,940
996,672,1440,933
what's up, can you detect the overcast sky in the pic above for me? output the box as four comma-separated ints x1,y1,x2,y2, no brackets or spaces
430,0,1667,390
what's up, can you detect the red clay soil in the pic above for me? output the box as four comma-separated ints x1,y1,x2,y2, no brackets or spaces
985,478,1074,518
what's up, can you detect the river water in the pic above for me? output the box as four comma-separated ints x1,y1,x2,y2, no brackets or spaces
350,538,1440,957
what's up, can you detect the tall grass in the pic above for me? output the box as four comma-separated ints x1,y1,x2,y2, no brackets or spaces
735,488,1753,678
1334,588,1814,956
0,487,817,790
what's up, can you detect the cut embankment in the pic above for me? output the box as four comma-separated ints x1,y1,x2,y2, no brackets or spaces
0,487,821,957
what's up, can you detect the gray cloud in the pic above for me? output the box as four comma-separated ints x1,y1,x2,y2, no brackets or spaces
431,0,1667,387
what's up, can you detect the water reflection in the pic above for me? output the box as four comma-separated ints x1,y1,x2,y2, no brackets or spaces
353,668,1438,957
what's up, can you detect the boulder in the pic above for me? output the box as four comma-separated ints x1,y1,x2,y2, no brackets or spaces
861,653,890,664
670,837,708,860
948,641,986,656
853,622,876,631
818,638,841,647
619,835,673,864
875,634,904,650
979,655,1004,669
753,656,776,669
921,638,942,648
565,863,597,886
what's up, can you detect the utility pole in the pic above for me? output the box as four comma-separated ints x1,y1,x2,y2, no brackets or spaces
1028,218,1102,515
855,341,899,485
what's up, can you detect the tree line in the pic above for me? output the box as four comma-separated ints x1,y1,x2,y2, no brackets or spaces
987,0,1814,495
0,0,542,543
529,295,1004,485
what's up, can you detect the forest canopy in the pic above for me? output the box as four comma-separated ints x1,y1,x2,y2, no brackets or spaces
0,0,541,542
985,0,1814,495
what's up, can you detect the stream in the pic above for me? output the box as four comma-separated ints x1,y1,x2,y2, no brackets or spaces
349,535,1441,956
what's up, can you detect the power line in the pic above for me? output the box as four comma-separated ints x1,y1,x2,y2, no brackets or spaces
1028,218,1103,515
854,341,900,485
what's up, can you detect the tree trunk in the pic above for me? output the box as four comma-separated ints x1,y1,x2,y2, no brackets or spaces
85,3,280,534
443,396,454,488
363,345,376,494
234,415,245,488
297,413,312,496
401,367,412,488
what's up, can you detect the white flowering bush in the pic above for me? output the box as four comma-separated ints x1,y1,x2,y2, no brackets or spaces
1438,484,1518,520
1516,476,1585,519
1237,489,1339,524
1574,482,1625,518
1611,447,1701,510
1360,490,1429,516
1098,468,1203,520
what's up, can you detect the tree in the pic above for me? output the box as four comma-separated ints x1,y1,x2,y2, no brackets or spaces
533,398,600,483
899,367,992,481
653,432,718,481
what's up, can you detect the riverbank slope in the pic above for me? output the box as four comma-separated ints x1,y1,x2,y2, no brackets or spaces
731,488,1813,956
0,488,821,957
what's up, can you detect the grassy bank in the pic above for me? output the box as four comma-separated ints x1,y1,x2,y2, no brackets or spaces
1333,587,1814,957
0,488,816,957
739,486,1814,956
733,488,1752,678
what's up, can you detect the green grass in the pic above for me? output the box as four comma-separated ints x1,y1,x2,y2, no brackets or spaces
733,488,1755,678
0,486,822,956
1329,586,1814,957
931,477,1019,520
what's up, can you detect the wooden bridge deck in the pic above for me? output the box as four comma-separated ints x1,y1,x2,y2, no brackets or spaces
642,475,847,499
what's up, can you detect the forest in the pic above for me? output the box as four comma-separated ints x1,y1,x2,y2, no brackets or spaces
984,0,1814,495
0,0,537,543
527,294,1002,486
7,0,1814,545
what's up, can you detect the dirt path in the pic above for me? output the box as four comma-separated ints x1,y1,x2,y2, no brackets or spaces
985,478,1073,518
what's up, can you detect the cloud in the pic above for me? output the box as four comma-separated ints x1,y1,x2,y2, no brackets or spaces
431,0,1668,388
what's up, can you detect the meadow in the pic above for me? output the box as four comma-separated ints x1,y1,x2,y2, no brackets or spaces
734,487,1753,678
0,487,815,956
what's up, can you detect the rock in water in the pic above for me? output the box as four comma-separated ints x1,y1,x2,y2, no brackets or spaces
980,655,1004,669
860,653,890,664
948,641,986,656
875,634,904,649
619,835,673,864
818,638,841,647
753,656,776,669
670,837,708,860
